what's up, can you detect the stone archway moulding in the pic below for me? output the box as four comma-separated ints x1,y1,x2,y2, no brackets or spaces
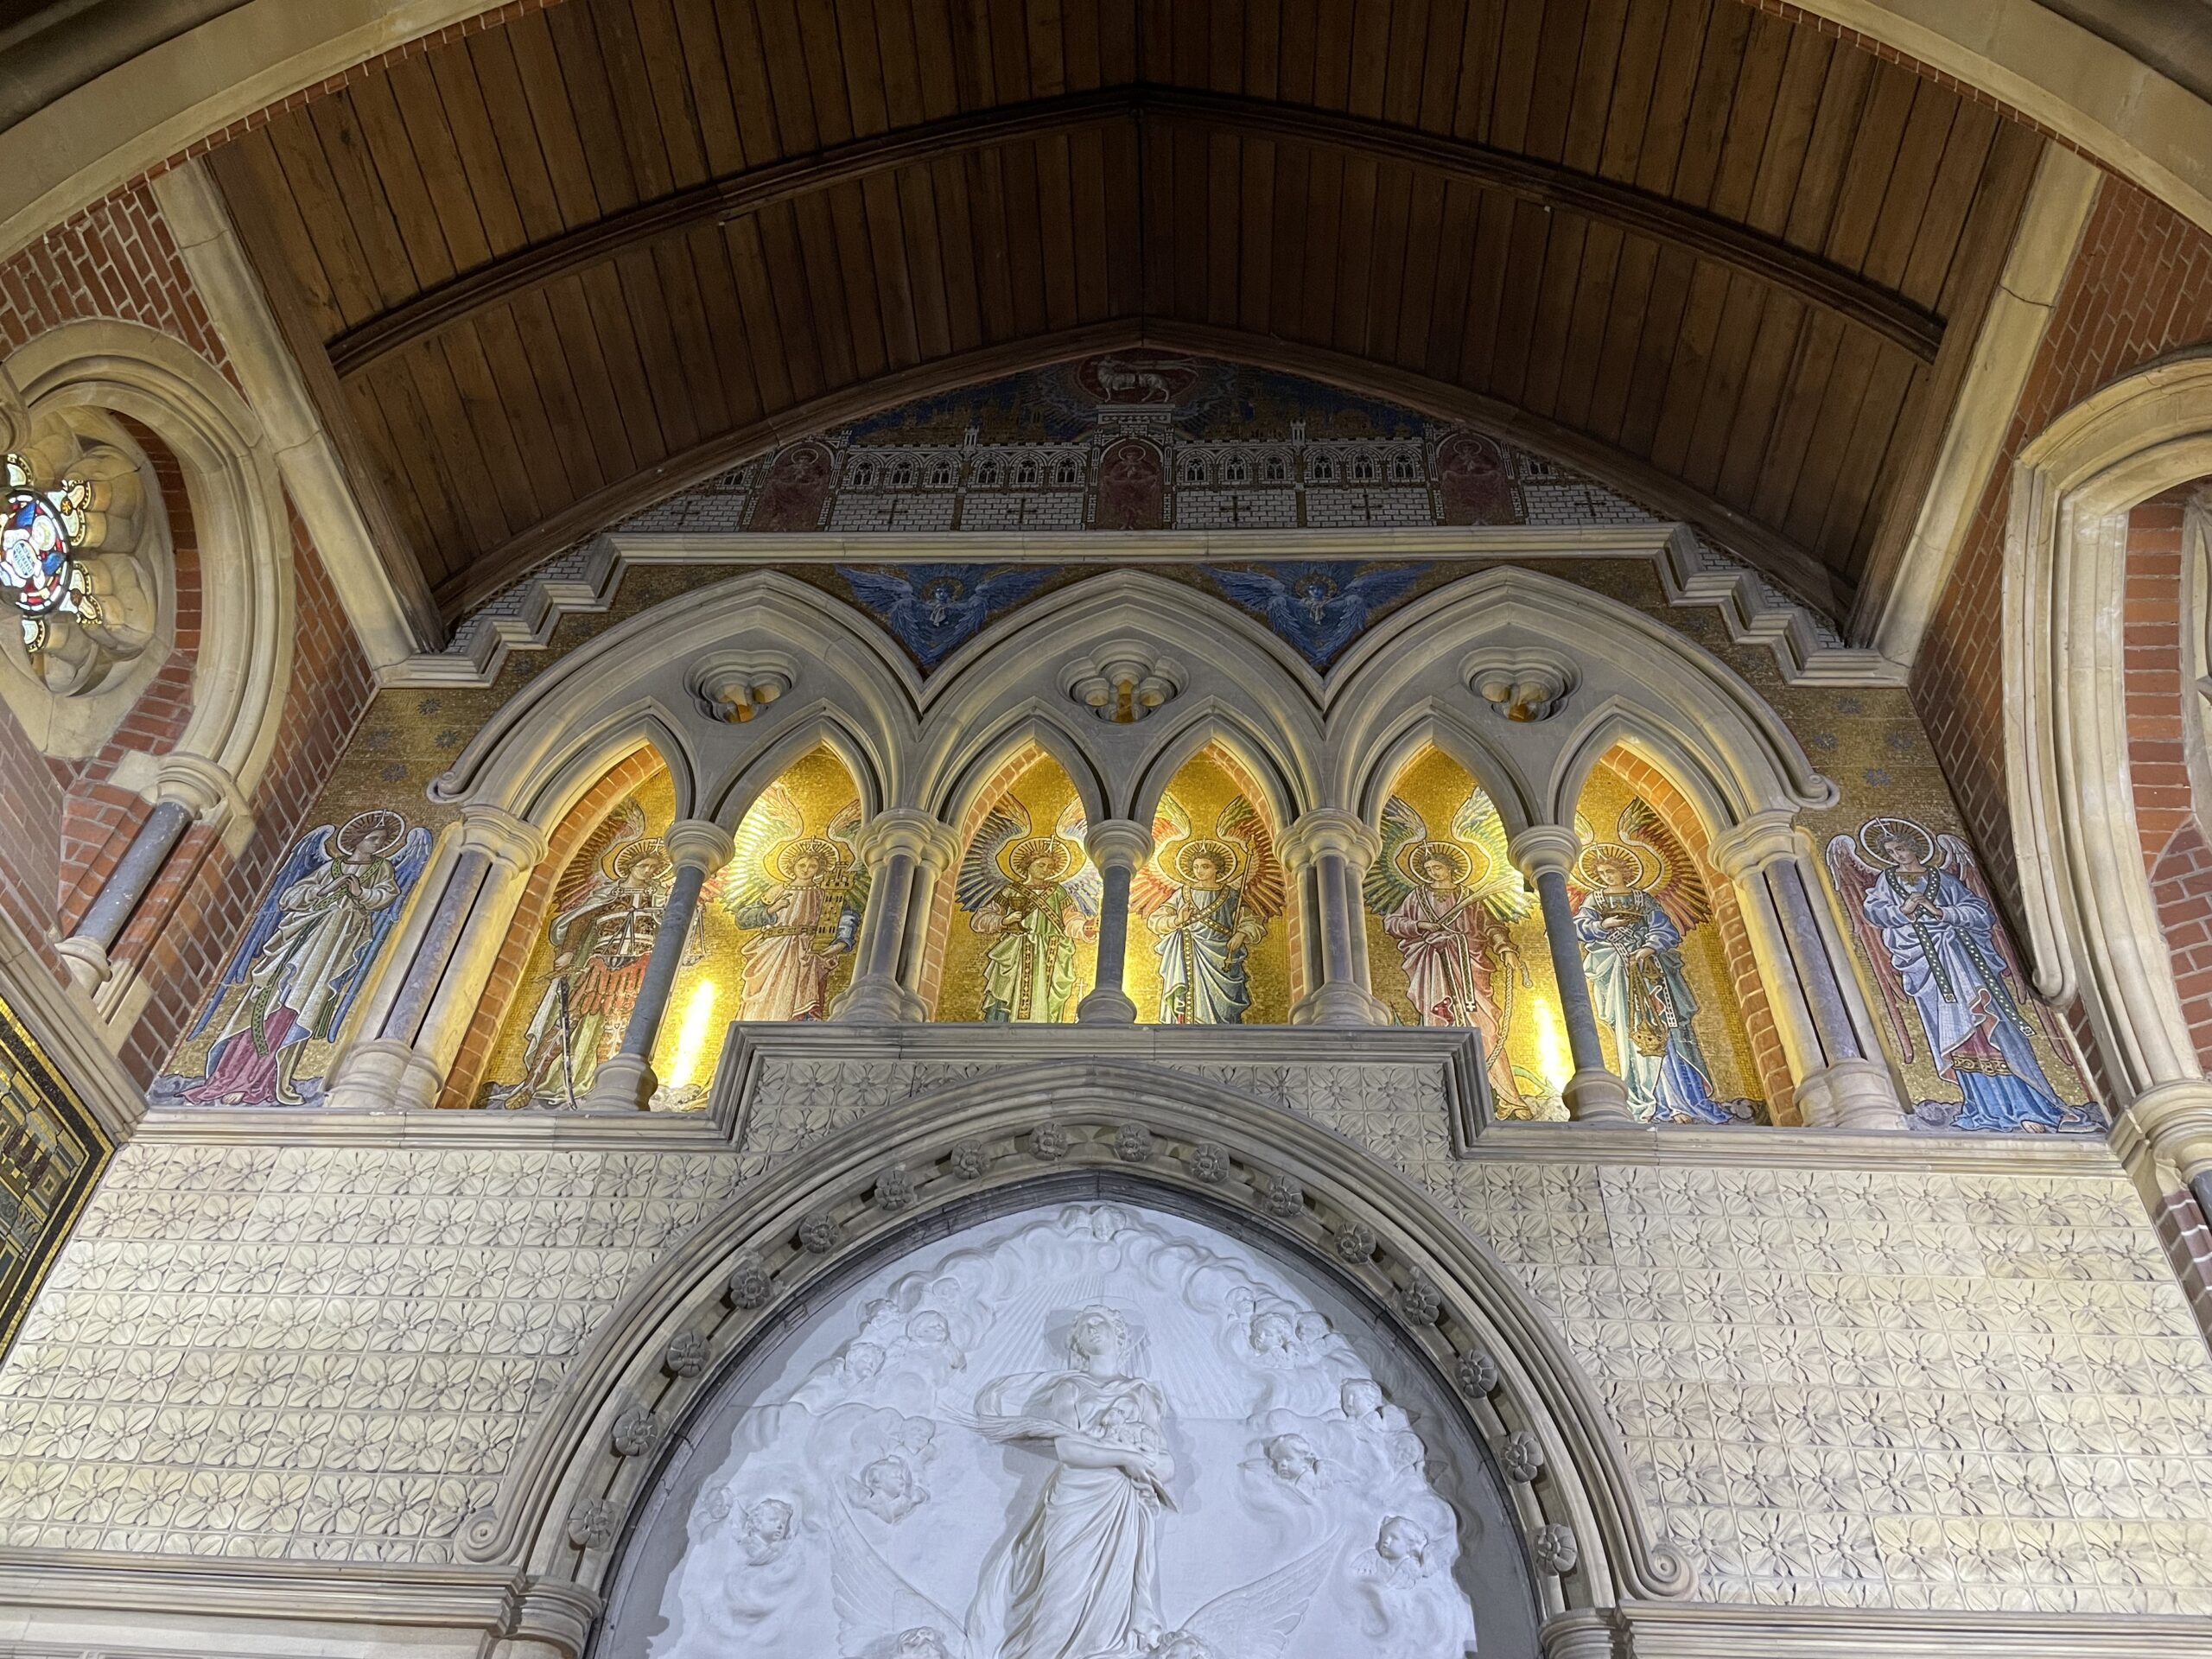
2004,350,2212,1179
459,1058,1694,1644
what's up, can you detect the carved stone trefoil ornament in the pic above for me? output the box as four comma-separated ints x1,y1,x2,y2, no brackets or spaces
1465,644,1577,722
1065,641,1182,723
688,651,795,722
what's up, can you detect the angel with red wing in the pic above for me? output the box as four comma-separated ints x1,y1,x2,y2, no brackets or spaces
1825,816,2071,1132
1132,793,1284,1025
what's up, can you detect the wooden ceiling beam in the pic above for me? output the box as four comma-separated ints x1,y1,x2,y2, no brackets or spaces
329,84,1944,382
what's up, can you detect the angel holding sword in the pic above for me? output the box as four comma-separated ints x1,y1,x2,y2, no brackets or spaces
1134,794,1284,1025
1364,788,1533,1113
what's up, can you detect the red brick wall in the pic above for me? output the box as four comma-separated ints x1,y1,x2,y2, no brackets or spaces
1913,175,2212,926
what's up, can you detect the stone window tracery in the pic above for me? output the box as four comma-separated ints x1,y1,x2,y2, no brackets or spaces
0,430,157,699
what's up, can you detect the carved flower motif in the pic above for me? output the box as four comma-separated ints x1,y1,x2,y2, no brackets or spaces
569,1497,616,1549
1264,1173,1305,1217
1336,1224,1377,1264
799,1213,842,1255
727,1255,772,1309
1029,1122,1071,1163
1533,1522,1578,1574
1187,1143,1230,1185
1113,1123,1154,1164
1503,1431,1545,1483
1456,1351,1500,1396
664,1332,709,1378
948,1141,989,1180
875,1165,918,1213
1398,1276,1443,1325
612,1406,660,1458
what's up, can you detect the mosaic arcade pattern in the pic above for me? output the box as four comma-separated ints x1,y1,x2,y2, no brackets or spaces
153,815,434,1109
0,992,110,1362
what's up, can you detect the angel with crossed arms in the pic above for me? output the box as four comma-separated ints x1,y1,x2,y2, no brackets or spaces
1363,788,1533,1113
713,782,867,1022
1825,816,2069,1132
1571,802,1734,1124
1133,795,1283,1025
959,798,1099,1024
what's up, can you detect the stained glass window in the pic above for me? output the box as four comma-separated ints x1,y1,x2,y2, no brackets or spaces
1,454,93,653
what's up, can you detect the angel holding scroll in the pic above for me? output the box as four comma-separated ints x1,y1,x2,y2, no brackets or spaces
1363,788,1532,1113
1825,817,2068,1132
1135,794,1283,1025
1571,801,1733,1124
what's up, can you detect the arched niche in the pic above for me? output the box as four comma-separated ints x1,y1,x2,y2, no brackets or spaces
1128,740,1296,1026
594,1188,1538,1659
1567,747,1771,1125
1362,741,1568,1120
934,746,1102,1024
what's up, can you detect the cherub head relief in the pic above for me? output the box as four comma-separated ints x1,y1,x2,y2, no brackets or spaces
1262,1432,1321,1487
1341,1377,1386,1423
737,1497,798,1566
1149,1632,1220,1659
849,1454,925,1524
1372,1514,1432,1584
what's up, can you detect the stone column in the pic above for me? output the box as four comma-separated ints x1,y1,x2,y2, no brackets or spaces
1509,826,1636,1126
56,756,237,993
1077,818,1154,1024
833,809,957,1025
585,819,734,1110
326,804,548,1112
1708,810,1903,1130
1282,808,1390,1027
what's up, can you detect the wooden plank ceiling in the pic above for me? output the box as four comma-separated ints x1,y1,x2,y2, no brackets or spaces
207,0,2044,628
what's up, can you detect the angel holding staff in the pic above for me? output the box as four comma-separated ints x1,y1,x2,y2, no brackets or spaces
1135,794,1282,1025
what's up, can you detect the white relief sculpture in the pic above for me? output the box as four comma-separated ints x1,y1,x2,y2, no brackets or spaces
624,1205,1487,1658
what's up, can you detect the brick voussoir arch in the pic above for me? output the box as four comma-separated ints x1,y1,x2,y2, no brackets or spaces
466,1063,1694,1630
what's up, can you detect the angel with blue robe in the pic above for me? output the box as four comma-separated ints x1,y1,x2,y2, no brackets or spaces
178,810,429,1106
1827,817,2069,1131
1571,803,1733,1125
958,797,1098,1024
1133,795,1283,1025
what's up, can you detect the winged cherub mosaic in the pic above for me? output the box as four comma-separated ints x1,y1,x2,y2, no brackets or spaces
713,780,867,1022
958,797,1100,1024
1132,794,1284,1025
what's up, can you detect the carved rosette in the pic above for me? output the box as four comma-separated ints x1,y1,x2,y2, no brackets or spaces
664,1331,709,1377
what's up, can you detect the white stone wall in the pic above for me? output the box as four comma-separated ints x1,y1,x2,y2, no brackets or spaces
0,1071,2207,1618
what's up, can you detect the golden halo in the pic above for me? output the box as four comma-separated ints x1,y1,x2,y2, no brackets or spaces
334,810,404,860
1002,835,1071,883
1174,836,1242,886
771,835,842,881
1396,837,1476,888
610,836,671,881
1857,816,1934,870
1575,839,1652,891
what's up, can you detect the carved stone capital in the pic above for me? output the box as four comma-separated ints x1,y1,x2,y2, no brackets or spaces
460,803,551,873
2126,1077,2212,1179
1791,1058,1907,1132
580,1052,658,1113
1562,1067,1637,1127
1290,982,1393,1027
663,817,736,875
1706,809,1806,883
1508,824,1582,883
1281,807,1381,874
1083,817,1154,874
322,1037,445,1113
152,752,243,825
1076,984,1140,1025
855,807,958,870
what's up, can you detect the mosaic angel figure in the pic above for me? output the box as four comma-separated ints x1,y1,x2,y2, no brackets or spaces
959,797,1099,1023
1363,788,1532,1111
514,803,672,1104
1570,803,1732,1124
1825,817,2069,1131
1133,795,1284,1025
715,783,866,1021
178,810,429,1106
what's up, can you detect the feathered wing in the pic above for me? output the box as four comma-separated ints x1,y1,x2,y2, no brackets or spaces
1208,566,1295,637
1824,832,1915,1065
327,826,433,1038
1132,793,1192,918
956,801,1029,912
556,798,646,915
1619,798,1709,934
826,797,871,915
1054,794,1102,915
1176,1538,1339,1659
826,1502,963,1658
1363,795,1426,917
1219,794,1285,919
720,781,807,914
1453,785,1534,920
837,565,920,634
188,825,333,1039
